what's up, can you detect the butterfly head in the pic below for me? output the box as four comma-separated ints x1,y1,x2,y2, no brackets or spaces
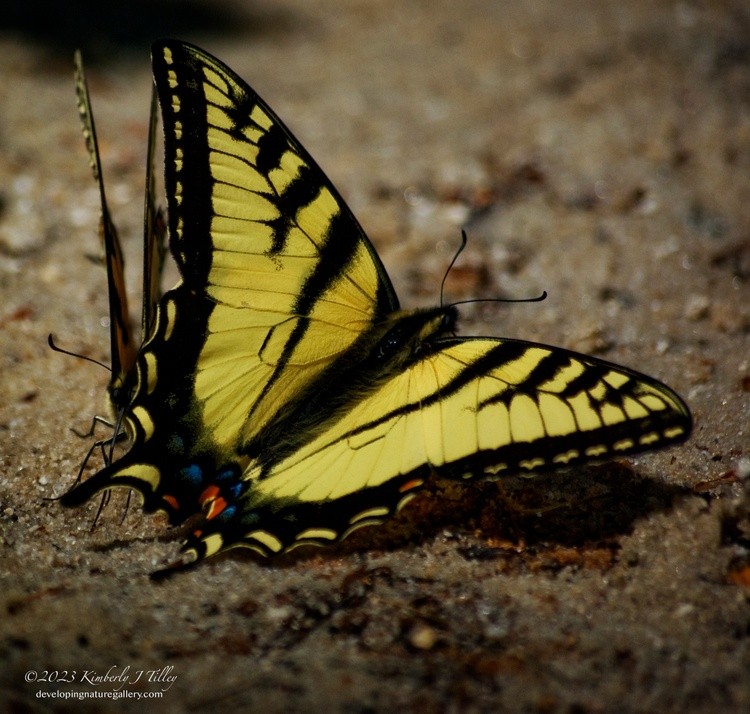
375,306,458,364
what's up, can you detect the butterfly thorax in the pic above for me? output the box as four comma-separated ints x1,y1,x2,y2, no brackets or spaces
374,306,458,363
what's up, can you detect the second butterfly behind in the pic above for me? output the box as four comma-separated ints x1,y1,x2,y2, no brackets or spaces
62,40,692,575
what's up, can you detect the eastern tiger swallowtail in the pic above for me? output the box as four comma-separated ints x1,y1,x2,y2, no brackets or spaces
62,40,692,575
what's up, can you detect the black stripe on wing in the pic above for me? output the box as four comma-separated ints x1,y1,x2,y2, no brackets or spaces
152,45,213,284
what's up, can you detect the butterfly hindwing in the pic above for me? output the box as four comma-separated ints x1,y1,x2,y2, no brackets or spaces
176,335,690,562
63,40,692,573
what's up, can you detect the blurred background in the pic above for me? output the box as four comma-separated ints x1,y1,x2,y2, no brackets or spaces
1,2,749,712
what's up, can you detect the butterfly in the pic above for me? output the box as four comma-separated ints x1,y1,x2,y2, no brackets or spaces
61,51,166,489
62,40,692,575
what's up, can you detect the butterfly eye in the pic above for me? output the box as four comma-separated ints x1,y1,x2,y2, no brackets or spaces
376,326,406,360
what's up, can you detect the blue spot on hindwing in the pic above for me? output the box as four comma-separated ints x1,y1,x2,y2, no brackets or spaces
181,463,203,484
218,505,237,521
217,464,241,481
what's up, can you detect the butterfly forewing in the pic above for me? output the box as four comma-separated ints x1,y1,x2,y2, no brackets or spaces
73,51,137,407
152,41,399,446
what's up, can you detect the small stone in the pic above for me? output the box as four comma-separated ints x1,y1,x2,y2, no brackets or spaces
409,623,438,650
684,294,710,321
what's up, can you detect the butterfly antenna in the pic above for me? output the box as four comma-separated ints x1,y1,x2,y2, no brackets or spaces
440,231,548,309
48,334,111,372
448,291,548,309
440,229,469,307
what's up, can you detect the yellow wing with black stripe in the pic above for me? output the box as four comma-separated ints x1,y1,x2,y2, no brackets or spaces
62,40,691,574
178,335,690,562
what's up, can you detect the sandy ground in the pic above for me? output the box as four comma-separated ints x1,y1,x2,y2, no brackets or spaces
1,1,749,711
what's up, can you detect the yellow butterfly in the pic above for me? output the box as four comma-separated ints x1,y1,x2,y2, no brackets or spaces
63,40,692,574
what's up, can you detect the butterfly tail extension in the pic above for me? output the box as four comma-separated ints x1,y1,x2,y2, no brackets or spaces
60,458,172,519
